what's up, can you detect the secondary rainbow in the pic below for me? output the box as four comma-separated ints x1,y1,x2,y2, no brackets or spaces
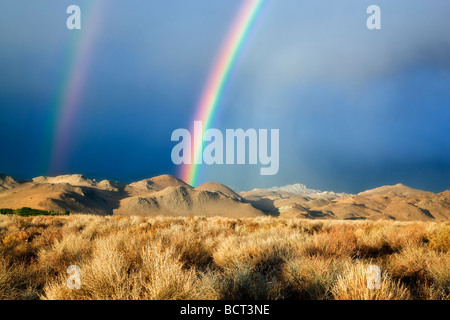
48,1,105,174
181,0,266,186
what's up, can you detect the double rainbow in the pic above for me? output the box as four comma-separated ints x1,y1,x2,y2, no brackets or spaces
180,0,266,186
47,1,266,184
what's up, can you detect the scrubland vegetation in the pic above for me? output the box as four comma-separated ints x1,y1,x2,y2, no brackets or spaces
0,214,448,300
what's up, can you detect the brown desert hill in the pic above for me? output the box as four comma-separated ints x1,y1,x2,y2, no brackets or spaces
0,174,131,215
0,174,26,191
0,173,448,221
0,173,262,217
114,185,263,218
309,184,450,221
0,180,124,215
240,188,325,216
33,174,96,187
241,184,450,221
128,174,191,194
358,183,431,197
32,174,126,192
439,190,450,201
195,182,242,201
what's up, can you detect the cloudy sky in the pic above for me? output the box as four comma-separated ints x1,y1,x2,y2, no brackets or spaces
1,0,449,193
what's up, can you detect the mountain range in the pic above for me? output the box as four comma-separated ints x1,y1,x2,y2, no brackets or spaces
0,173,449,221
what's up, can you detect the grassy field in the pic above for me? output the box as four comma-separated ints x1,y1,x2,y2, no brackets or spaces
0,214,448,300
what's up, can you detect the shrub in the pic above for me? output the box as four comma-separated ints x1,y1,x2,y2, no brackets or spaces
0,215,447,300
427,224,450,252
331,261,410,300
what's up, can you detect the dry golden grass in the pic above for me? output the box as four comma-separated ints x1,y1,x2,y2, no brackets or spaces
331,261,410,300
0,214,448,300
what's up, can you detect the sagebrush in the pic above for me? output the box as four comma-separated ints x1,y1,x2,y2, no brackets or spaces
0,215,448,300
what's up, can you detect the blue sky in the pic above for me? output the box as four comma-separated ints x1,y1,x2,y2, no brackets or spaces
0,0,449,193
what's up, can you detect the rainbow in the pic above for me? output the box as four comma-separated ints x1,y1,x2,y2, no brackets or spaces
180,0,266,186
48,1,105,174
